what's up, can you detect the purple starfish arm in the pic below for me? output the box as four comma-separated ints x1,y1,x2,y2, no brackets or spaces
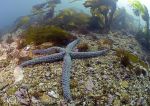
66,38,80,51
32,47,65,55
20,52,65,67
62,53,72,101
70,49,109,59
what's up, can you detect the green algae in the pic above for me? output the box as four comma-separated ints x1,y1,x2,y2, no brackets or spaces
115,49,148,69
7,87,18,95
50,9,90,30
23,25,75,46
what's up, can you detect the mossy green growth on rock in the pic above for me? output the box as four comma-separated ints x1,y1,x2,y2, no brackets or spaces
115,49,148,69
0,96,3,106
7,86,18,95
23,25,76,46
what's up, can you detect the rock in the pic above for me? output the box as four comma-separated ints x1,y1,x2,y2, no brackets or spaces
85,76,94,91
134,66,148,77
102,75,109,80
40,94,50,103
0,60,10,68
48,91,59,98
113,99,121,106
45,71,51,78
15,87,30,105
24,45,31,51
0,83,9,91
68,102,75,106
120,92,130,104
136,97,146,106
31,97,39,104
39,83,44,86
20,49,30,57
13,66,24,83
0,52,7,60
107,94,114,105
120,81,129,88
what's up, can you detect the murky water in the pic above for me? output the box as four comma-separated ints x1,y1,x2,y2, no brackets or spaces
0,0,150,105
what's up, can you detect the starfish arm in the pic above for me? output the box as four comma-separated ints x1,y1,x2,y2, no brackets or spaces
32,47,65,55
20,52,65,67
62,53,72,101
66,38,80,51
70,49,109,59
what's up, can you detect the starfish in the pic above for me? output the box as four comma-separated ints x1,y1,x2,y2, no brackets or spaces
18,38,108,102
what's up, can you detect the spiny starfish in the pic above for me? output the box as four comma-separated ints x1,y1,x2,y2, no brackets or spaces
18,38,108,102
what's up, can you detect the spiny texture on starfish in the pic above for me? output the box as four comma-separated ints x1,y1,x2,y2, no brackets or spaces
18,38,108,102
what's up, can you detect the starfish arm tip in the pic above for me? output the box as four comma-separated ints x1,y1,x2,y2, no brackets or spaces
70,49,109,59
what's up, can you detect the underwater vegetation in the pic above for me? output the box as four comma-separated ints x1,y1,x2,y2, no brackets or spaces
77,43,89,52
115,49,148,69
21,26,76,46
112,7,127,30
12,0,61,32
129,0,150,49
50,9,90,30
11,0,150,52
1,0,150,105
16,38,108,102
13,16,30,31
97,38,113,49
84,0,118,32
115,48,149,79
13,8,90,33
116,49,131,67
136,29,150,50
32,0,61,18
6,35,14,44
112,7,138,33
